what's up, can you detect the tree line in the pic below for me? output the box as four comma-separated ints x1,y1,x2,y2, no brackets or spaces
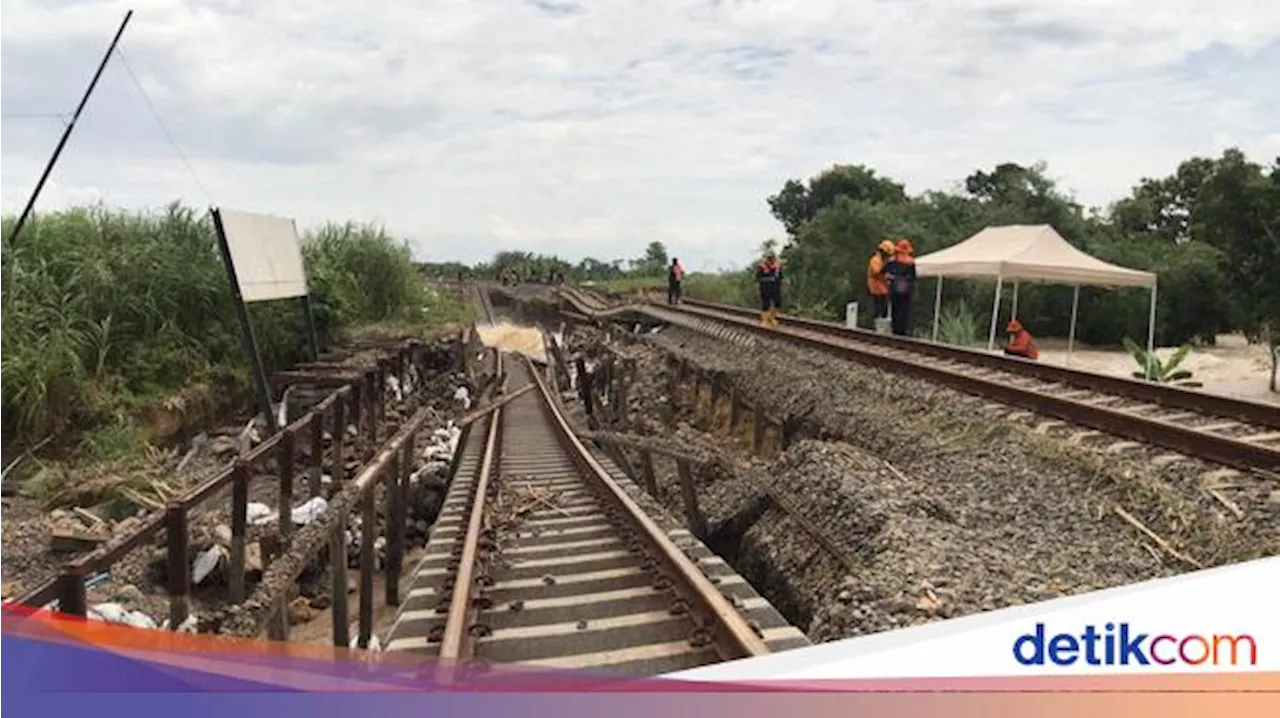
427,148,1278,391
419,241,675,284
764,150,1278,358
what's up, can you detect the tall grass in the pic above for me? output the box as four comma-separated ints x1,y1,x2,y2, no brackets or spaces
1,202,459,456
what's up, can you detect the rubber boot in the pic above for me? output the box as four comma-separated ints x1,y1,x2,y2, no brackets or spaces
759,311,769,325
769,308,780,326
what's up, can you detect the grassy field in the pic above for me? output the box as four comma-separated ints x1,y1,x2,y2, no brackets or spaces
1,202,466,463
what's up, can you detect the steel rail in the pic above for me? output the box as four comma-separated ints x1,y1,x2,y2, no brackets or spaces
430,351,770,672
438,350,507,665
521,354,771,660
554,287,1280,473
673,296,1280,430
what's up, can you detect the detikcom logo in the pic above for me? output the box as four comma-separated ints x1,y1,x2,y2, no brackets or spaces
1014,623,1258,667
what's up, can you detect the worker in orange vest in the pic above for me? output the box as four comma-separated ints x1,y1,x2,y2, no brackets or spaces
756,250,784,326
884,239,917,336
867,240,894,320
1004,319,1040,360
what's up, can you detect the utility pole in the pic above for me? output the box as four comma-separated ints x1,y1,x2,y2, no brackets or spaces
5,9,134,247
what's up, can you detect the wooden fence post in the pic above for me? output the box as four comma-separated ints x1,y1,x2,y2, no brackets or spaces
309,408,325,497
332,398,347,485
228,461,250,603
640,450,658,496
358,489,376,649
330,517,350,648
385,445,406,606
266,595,290,641
676,459,707,539
165,502,190,630
278,428,295,540
57,564,88,618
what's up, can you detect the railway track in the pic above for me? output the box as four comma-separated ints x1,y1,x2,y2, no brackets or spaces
555,286,1280,475
382,302,806,677
473,282,497,323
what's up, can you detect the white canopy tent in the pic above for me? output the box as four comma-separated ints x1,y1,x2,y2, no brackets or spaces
914,224,1158,367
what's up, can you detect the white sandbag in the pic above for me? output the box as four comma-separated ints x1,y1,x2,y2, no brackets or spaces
291,497,328,525
246,502,276,526
193,545,226,585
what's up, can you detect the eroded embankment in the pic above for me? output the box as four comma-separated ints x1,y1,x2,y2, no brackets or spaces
2,333,476,641
557,317,1277,641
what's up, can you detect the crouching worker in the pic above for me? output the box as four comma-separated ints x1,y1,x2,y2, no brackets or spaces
1004,319,1039,360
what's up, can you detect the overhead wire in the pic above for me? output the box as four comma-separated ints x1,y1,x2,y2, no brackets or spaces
1,112,72,124
113,43,216,206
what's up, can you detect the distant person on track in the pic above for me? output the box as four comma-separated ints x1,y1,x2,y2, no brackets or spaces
667,258,685,305
867,240,894,321
884,238,917,336
756,249,784,326
1003,319,1040,360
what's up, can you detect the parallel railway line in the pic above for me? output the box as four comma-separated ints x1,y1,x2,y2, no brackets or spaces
555,286,1280,475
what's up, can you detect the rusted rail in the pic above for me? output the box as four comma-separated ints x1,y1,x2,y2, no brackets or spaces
228,366,524,643
679,297,1280,430
555,288,1280,474
382,351,808,675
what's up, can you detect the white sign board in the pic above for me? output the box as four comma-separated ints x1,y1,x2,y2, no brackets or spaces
216,208,309,303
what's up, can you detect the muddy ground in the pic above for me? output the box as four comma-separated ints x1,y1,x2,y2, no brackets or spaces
545,295,1278,642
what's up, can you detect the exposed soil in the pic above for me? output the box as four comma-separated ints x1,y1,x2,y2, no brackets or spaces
1,331,474,641
541,292,1279,643
289,544,428,648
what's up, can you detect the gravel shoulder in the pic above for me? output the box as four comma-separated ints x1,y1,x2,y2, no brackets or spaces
552,309,1278,643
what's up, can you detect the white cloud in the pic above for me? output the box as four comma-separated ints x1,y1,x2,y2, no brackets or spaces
2,0,1278,270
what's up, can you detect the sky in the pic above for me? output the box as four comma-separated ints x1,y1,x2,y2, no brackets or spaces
2,0,1278,271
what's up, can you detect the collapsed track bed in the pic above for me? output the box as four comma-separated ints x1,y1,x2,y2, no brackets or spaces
530,292,1276,643
383,350,807,676
555,286,1280,542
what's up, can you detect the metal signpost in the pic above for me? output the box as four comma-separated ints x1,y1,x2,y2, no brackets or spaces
210,207,322,434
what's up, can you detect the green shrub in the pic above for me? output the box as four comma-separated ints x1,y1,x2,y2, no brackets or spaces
1122,337,1202,387
936,300,983,346
2,202,460,454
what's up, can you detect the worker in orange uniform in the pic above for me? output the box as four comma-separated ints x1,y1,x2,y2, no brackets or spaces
867,240,894,321
1004,319,1040,360
756,249,784,326
884,239,917,336
667,258,685,305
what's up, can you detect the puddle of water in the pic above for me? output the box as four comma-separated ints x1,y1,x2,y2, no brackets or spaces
475,321,548,363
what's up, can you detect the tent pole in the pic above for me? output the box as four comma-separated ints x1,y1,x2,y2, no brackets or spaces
931,277,943,342
987,275,1003,352
1145,281,1158,379
1067,285,1079,366
1011,282,1019,320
